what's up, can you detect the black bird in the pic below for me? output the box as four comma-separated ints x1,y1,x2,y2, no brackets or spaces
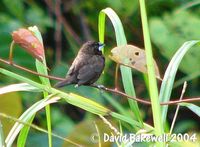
55,41,105,88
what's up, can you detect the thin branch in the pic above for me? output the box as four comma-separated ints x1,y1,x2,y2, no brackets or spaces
0,58,64,81
92,85,200,106
170,82,187,134
92,85,152,105
0,57,200,106
160,97,200,105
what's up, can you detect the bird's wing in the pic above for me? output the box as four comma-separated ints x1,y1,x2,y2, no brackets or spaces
67,65,74,76
66,55,85,76
77,56,104,85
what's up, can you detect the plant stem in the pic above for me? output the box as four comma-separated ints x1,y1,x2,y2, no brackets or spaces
138,0,164,146
0,120,5,147
170,82,187,134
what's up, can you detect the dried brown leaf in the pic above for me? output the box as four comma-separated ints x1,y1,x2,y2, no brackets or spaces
12,28,44,61
109,45,161,79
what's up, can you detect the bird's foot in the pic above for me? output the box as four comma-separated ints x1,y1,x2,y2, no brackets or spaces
97,84,105,89
74,84,79,88
91,83,104,89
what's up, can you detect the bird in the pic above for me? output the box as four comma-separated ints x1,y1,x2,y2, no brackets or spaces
55,41,105,88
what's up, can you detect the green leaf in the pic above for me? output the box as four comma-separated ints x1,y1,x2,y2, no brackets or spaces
0,83,41,95
29,26,52,147
159,40,200,124
66,93,110,116
180,103,200,117
17,116,35,147
139,0,163,141
110,112,154,132
110,112,141,128
98,7,142,125
35,60,50,85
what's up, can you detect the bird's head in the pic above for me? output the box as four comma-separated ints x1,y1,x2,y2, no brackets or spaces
80,41,105,55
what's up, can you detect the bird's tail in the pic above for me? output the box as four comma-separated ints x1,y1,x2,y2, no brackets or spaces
54,76,75,88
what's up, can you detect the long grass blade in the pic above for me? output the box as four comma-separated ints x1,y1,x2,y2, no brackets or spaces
17,116,35,147
29,26,52,147
98,7,142,125
180,103,200,117
159,40,200,124
5,96,60,147
0,83,40,95
138,2,163,146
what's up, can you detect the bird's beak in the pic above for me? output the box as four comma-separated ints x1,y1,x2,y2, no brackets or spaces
98,42,105,51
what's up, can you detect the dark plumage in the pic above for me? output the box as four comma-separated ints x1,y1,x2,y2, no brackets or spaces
55,41,105,88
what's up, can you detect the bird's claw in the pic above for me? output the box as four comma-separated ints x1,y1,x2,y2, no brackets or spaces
91,83,104,89
97,85,105,89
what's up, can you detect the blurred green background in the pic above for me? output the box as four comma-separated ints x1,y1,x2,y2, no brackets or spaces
0,0,200,146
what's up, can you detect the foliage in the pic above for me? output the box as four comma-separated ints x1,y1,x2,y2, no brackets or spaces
150,10,200,75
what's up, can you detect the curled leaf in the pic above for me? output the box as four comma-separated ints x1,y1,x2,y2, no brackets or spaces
109,45,161,79
12,28,44,61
